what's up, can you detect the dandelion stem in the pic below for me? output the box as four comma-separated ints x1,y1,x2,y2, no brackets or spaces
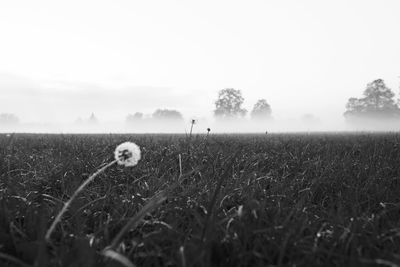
189,121,194,138
178,154,182,178
45,160,117,242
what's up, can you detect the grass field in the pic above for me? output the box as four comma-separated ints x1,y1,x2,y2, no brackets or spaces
1,133,400,267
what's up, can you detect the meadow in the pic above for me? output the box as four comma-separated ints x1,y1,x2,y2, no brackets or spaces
1,133,400,267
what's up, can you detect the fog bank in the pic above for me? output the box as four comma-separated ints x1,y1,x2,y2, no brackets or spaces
2,117,400,134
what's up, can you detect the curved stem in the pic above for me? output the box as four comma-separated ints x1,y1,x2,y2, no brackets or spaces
45,160,117,242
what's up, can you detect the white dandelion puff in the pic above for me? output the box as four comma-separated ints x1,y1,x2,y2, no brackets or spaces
45,141,140,242
114,142,141,167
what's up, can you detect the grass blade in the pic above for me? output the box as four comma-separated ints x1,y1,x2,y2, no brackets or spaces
107,190,167,250
102,249,137,267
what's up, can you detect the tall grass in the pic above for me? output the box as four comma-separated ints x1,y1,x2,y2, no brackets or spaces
0,133,400,266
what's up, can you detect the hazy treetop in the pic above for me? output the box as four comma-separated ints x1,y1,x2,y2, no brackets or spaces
214,88,247,120
251,99,272,120
152,109,184,121
345,79,400,119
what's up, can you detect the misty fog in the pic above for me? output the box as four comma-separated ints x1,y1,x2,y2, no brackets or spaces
2,117,400,134
1,1,400,133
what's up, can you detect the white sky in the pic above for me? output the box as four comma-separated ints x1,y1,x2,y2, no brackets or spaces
1,0,400,128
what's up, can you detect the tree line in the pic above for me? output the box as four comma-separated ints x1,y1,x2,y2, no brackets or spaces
344,79,400,121
125,88,272,124
1,78,399,126
125,78,400,124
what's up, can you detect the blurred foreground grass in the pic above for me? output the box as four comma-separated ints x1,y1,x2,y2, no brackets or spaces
1,133,400,266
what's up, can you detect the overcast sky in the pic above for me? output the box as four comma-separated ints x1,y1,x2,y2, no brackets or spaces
1,0,400,128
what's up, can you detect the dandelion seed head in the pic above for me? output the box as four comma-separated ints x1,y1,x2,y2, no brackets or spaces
114,142,141,167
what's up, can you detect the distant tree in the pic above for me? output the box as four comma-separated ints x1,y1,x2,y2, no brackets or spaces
126,112,143,124
0,113,19,124
301,114,320,124
344,79,400,119
214,88,247,119
88,113,98,124
251,99,272,120
74,117,84,124
152,109,183,121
